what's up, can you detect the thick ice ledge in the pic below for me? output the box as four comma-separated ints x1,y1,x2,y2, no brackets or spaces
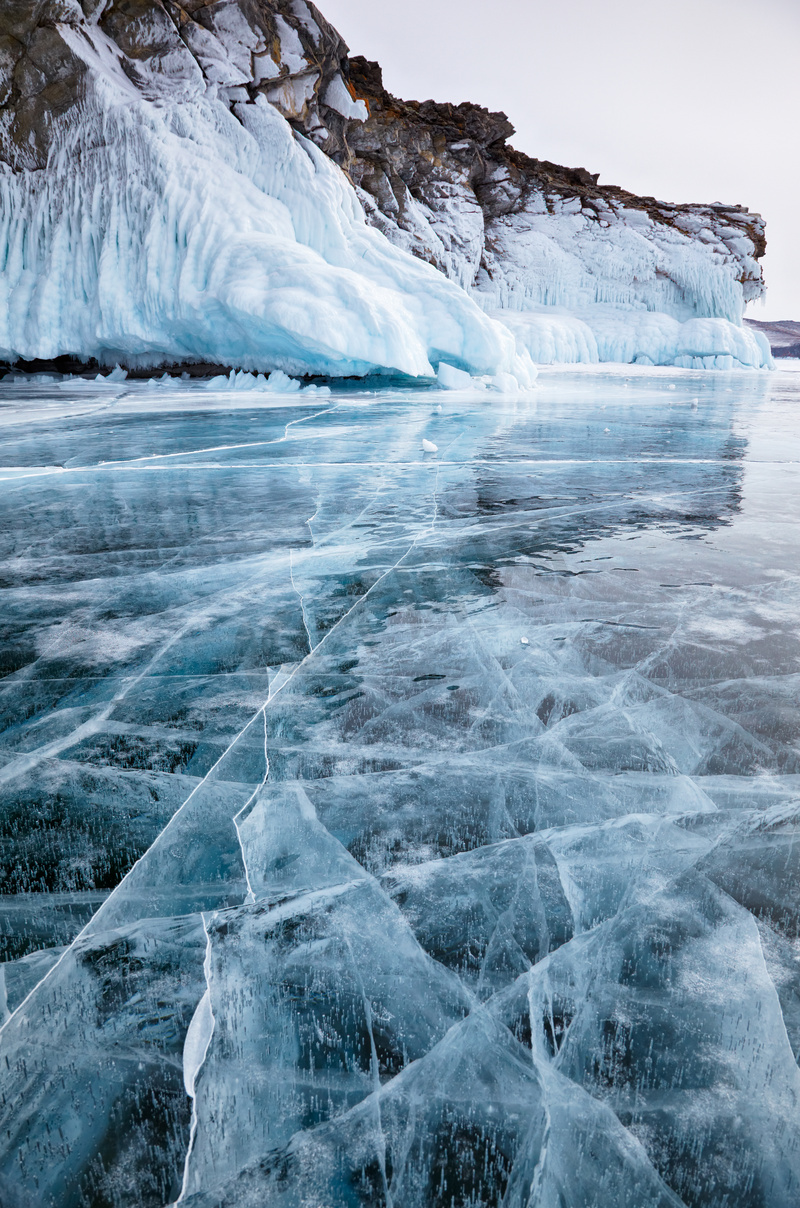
494,304,773,370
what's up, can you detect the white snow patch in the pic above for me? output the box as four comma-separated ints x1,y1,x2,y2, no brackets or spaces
179,20,250,87
253,50,280,82
183,988,215,1097
323,74,368,122
274,15,307,73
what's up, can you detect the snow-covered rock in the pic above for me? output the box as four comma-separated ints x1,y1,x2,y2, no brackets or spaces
343,59,769,370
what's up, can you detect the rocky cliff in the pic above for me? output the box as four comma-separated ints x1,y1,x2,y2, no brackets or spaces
339,57,767,323
0,1,771,372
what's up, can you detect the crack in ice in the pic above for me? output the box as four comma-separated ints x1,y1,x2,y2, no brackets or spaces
290,546,314,656
177,915,217,1204
0,466,444,1037
232,709,269,905
0,615,201,789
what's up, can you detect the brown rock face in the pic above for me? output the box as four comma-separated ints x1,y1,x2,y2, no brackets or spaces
0,8,89,169
0,0,348,167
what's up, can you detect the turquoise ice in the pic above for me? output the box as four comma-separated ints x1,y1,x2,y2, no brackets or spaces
0,365,798,1207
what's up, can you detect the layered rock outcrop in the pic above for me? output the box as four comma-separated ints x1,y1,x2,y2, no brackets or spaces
340,58,767,324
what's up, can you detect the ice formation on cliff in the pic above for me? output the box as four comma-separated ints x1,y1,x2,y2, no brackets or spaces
0,17,530,382
496,306,773,370
340,56,770,371
0,1,773,376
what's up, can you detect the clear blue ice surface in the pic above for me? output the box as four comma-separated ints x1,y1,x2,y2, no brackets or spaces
0,365,798,1208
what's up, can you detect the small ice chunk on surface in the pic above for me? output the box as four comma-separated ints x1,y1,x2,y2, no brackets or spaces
437,363,475,390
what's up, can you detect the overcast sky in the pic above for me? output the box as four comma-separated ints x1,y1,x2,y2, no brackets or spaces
323,0,799,320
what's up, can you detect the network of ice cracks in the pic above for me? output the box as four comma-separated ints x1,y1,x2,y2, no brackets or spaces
0,17,771,379
0,364,799,1208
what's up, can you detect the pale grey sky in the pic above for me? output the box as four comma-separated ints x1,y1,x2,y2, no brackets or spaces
324,0,799,320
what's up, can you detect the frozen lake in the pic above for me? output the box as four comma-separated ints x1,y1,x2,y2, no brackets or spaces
1,366,799,1207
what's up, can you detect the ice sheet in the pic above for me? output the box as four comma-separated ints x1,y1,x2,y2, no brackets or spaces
0,367,799,1207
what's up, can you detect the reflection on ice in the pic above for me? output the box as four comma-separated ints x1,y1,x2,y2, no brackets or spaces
0,367,798,1207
